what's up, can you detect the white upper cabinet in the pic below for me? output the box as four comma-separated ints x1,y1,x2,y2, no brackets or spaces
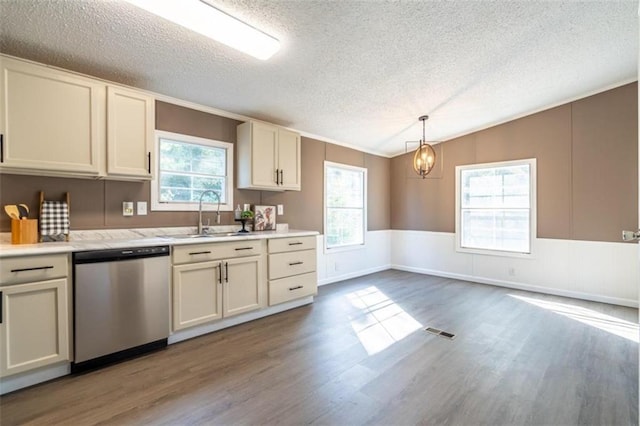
0,56,104,176
277,128,301,189
0,55,155,180
237,121,301,191
107,86,155,179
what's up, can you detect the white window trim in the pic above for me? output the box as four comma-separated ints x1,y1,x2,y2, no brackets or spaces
151,130,234,212
323,161,367,254
455,158,537,259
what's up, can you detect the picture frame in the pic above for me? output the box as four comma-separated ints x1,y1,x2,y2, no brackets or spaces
254,205,276,231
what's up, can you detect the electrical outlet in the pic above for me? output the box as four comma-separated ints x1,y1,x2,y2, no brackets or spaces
123,202,134,217
277,204,284,215
137,201,148,216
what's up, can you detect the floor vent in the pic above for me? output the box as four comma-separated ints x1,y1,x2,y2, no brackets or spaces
425,327,456,340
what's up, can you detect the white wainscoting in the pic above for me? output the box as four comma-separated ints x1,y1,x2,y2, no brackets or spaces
391,230,639,308
317,230,391,285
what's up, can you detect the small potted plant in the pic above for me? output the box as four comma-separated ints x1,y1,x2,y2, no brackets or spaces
237,210,253,233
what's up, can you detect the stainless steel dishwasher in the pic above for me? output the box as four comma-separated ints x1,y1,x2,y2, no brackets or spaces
72,245,170,373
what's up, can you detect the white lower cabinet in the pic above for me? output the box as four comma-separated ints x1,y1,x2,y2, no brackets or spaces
171,241,266,331
173,261,223,330
0,269,70,377
223,256,263,317
268,236,317,305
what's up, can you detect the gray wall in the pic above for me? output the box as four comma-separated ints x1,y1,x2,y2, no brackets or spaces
390,83,638,243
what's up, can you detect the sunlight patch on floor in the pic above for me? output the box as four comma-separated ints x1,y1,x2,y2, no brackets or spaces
346,286,422,355
510,294,639,343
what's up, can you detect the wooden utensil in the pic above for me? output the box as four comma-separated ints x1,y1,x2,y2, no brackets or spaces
4,205,20,220
17,204,29,219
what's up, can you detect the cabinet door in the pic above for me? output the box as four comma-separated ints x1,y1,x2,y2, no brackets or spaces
250,121,278,188
277,128,301,190
106,86,155,179
0,57,104,175
172,261,222,331
0,278,69,377
223,255,264,317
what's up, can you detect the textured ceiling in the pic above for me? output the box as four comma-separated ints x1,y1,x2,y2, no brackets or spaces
1,0,637,157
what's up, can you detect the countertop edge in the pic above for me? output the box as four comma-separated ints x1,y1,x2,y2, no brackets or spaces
0,230,320,258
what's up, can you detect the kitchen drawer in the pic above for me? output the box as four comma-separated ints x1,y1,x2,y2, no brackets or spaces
269,272,317,305
0,254,69,285
268,236,316,254
173,240,264,265
268,249,316,280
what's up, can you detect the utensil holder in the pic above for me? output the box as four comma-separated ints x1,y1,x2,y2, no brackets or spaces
11,219,38,245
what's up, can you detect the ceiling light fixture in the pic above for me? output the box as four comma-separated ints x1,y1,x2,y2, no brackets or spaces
412,115,437,179
124,0,280,60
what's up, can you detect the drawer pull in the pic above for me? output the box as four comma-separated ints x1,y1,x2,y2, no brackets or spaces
288,242,303,246
235,247,254,251
289,261,303,266
289,285,304,291
189,251,212,256
10,266,54,273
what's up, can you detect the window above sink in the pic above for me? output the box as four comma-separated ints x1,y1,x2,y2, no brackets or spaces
151,130,234,212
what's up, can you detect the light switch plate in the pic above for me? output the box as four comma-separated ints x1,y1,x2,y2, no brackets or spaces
277,204,284,215
123,202,134,217
137,201,148,216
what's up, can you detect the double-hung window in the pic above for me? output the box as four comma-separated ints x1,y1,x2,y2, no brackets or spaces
324,161,367,251
456,158,536,256
151,130,234,211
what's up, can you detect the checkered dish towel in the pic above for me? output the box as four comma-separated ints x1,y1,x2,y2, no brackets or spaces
40,201,70,236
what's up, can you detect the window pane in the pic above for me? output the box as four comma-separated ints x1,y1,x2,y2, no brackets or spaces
326,167,364,208
160,138,226,176
158,137,228,205
325,163,366,249
461,209,530,253
326,208,364,247
462,164,530,208
159,176,226,203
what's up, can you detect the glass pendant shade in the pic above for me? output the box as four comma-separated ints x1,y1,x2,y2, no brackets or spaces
412,115,436,178
413,142,436,178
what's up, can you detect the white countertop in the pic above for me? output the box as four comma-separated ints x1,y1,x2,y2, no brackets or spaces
0,227,319,258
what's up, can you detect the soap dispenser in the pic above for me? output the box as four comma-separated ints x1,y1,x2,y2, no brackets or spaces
235,204,242,220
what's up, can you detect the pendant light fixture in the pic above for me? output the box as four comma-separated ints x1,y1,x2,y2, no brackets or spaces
413,115,436,178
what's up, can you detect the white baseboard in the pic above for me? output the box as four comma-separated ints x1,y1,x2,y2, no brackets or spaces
391,264,639,308
318,264,391,286
0,362,70,395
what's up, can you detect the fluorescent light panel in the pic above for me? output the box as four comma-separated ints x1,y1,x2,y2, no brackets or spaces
125,0,280,60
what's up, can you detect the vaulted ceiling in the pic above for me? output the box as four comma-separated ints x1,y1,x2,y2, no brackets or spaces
1,0,637,156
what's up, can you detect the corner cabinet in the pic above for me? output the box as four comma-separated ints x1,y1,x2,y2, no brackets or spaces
0,55,154,181
171,240,266,331
0,56,104,176
0,254,70,378
237,121,301,191
106,86,154,179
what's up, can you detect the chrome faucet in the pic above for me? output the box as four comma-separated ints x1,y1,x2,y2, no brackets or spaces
198,190,221,234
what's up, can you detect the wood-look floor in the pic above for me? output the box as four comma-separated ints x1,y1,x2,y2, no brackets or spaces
1,270,637,425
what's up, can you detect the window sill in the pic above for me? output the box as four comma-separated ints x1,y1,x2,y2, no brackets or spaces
324,241,366,255
455,245,535,259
